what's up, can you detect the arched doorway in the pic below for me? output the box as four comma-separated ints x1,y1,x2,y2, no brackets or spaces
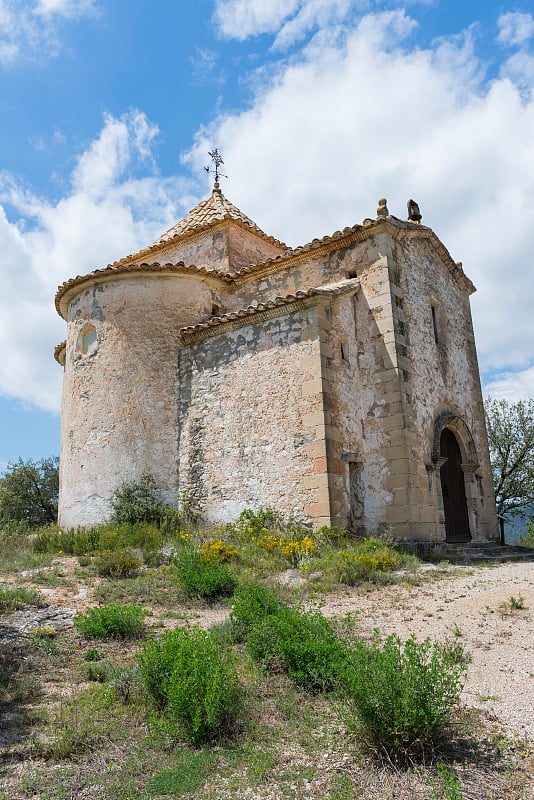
439,428,471,543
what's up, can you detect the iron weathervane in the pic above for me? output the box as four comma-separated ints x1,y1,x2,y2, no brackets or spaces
205,148,227,189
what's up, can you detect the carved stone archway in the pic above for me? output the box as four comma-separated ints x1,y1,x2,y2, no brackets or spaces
431,412,479,543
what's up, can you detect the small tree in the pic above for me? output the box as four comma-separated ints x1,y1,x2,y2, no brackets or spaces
484,398,534,524
110,474,167,525
0,457,59,528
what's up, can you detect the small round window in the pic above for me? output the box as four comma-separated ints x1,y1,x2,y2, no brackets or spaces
78,326,98,356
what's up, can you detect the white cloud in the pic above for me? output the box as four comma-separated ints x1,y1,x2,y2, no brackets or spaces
35,0,95,16
213,0,431,49
497,12,534,47
483,367,534,403
0,0,95,66
188,9,534,398
213,0,302,41
500,50,534,88
0,111,191,412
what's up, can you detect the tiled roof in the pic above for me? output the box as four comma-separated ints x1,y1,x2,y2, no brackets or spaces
54,210,474,321
180,277,361,338
105,188,287,270
54,340,66,366
152,186,286,248
229,215,475,294
55,261,231,319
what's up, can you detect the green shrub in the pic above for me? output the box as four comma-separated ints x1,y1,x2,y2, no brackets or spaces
340,634,467,760
227,506,310,543
245,605,346,691
107,664,138,703
0,585,45,611
232,507,284,538
33,522,163,557
81,660,111,682
230,582,282,638
110,474,168,525
83,647,101,661
174,547,237,599
138,630,192,710
73,603,146,640
33,526,100,555
324,537,411,585
95,548,142,578
139,627,241,745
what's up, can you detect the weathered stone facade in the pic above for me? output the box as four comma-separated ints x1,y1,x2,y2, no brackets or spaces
55,187,498,544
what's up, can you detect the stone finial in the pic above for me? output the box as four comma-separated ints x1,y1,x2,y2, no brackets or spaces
407,199,422,223
377,198,389,218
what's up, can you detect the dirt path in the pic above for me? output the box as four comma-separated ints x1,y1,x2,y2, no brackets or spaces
320,562,534,740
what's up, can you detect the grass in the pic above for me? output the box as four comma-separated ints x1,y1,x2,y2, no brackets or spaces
0,584,46,611
0,511,532,799
73,603,146,640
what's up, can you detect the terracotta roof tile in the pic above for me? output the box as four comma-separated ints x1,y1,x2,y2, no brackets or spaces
152,186,286,248
180,277,360,337
55,261,231,319
106,188,287,269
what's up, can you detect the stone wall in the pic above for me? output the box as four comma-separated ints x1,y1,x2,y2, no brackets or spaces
177,304,332,526
58,274,222,527
393,234,498,542
132,221,285,274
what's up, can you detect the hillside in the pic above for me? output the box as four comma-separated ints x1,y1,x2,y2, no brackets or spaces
1,530,533,800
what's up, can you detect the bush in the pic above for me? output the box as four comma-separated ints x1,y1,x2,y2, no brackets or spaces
245,604,346,691
110,474,168,525
230,583,282,638
33,522,163,557
228,507,311,543
202,540,239,563
340,634,467,760
174,547,237,599
33,526,100,555
73,603,146,640
138,628,241,745
81,660,111,682
0,585,45,611
324,538,410,585
138,630,192,710
95,548,142,578
231,584,345,691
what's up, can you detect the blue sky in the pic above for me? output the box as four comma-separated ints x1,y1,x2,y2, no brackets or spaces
0,0,533,468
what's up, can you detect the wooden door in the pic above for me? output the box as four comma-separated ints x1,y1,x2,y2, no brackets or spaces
439,428,471,543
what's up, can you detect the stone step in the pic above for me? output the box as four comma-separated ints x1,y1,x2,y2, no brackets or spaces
430,543,534,564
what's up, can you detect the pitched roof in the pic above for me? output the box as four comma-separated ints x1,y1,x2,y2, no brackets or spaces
180,277,361,342
152,186,286,248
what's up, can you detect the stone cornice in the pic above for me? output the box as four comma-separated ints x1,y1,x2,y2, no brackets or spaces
55,261,232,320
54,340,66,366
180,278,360,345
54,215,475,320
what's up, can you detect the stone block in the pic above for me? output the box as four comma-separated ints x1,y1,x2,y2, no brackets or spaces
304,501,331,518
313,456,328,474
303,410,325,428
302,378,324,396
306,439,327,459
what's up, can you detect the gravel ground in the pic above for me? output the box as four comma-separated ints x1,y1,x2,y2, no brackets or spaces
320,561,534,740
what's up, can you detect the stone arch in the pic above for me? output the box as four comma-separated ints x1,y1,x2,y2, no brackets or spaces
431,412,479,543
431,412,478,468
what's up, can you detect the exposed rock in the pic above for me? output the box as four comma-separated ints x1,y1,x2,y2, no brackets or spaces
5,606,75,635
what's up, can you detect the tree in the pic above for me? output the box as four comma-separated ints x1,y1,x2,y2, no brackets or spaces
484,398,534,524
0,457,59,528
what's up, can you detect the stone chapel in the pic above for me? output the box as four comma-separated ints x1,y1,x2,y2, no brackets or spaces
54,182,498,546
